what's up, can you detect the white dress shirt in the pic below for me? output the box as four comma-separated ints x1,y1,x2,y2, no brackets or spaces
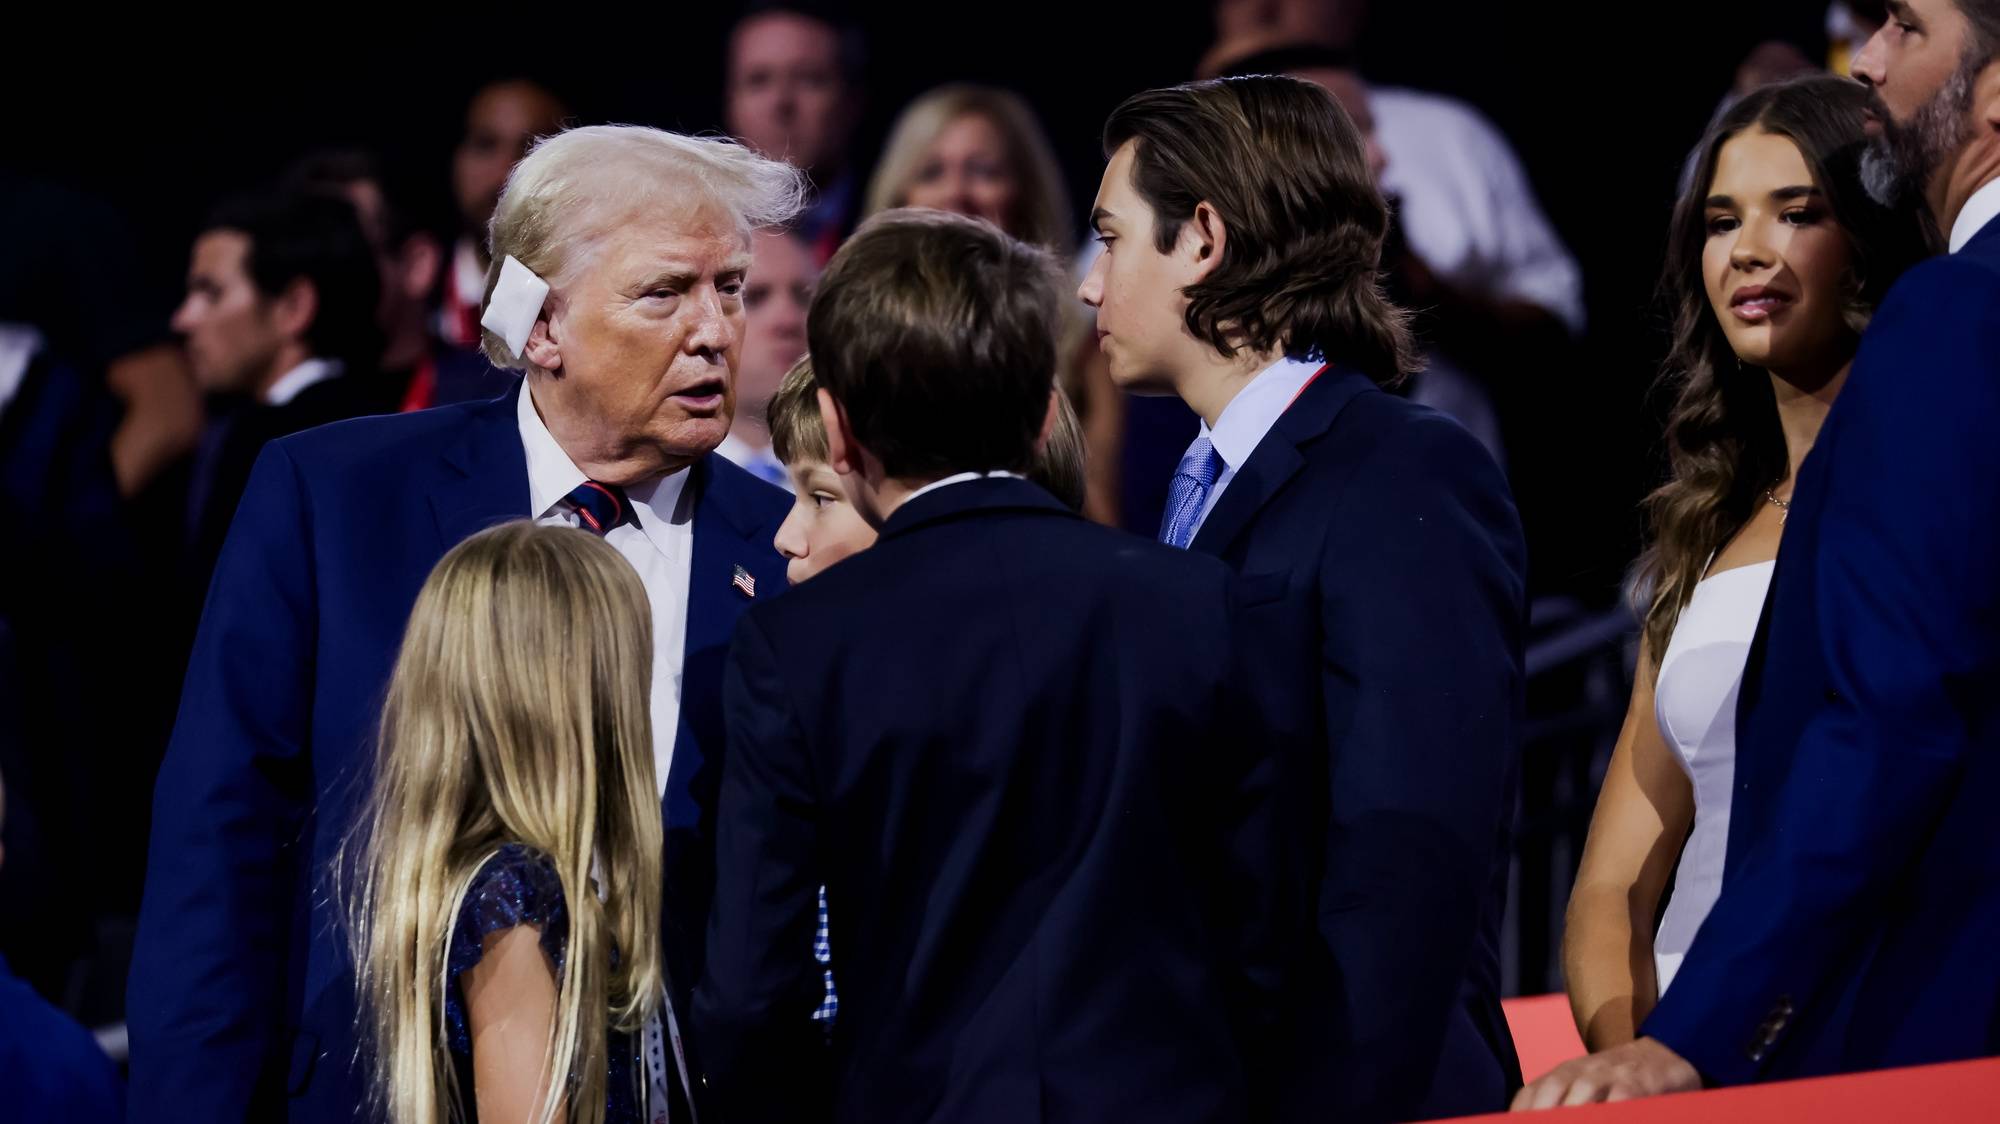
432,237,488,349
0,323,42,424
1184,356,1324,539
263,357,343,407
453,238,485,309
1373,86,1586,335
518,385,693,797
1950,178,2000,254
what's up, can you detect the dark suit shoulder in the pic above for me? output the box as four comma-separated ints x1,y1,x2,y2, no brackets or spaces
1304,391,1513,519
284,370,389,422
1078,514,1238,587
1335,388,1499,465
1033,514,1240,612
1889,243,2000,296
1851,253,2000,403
229,375,385,457
1302,394,1525,598
752,505,1230,635
272,393,504,475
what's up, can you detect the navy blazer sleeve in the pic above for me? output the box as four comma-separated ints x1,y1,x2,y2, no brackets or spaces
1314,415,1526,1115
1644,259,2000,1082
1212,583,1297,1106
127,443,318,1120
693,613,832,1120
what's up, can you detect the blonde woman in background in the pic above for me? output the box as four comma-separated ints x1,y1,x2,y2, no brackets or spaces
344,522,679,1124
864,84,1124,523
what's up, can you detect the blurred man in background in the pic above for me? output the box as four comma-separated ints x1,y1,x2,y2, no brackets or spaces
727,2,867,260
721,226,818,486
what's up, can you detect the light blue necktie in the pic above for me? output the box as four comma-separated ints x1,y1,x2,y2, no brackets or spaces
1159,436,1223,549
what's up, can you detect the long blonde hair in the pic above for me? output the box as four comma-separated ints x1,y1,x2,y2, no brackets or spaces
343,521,664,1124
863,84,1074,252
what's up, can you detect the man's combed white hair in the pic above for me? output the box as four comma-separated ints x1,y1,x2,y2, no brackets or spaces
480,124,810,369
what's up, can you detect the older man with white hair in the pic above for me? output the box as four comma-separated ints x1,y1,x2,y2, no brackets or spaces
127,125,806,1123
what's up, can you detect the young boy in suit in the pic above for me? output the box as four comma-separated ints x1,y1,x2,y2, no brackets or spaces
693,209,1289,1124
1080,76,1528,1120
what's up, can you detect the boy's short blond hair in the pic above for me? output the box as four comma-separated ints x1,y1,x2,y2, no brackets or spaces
767,355,827,468
1036,389,1088,513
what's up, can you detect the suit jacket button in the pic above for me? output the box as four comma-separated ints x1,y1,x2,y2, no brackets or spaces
1824,688,1840,702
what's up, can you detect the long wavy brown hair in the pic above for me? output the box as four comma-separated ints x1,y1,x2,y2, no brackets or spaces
1638,76,1932,667
1103,75,1415,386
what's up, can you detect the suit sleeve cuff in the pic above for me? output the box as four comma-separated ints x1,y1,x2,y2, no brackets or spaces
1642,987,1770,1087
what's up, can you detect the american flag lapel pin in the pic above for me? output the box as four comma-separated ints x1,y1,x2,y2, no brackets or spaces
731,564,757,599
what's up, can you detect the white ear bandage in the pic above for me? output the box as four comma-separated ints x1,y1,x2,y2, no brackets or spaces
479,255,551,359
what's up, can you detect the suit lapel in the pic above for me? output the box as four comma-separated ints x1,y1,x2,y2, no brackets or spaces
1736,393,1840,750
1189,367,1377,557
667,454,784,829
428,382,532,550
1188,438,1305,557
683,455,769,655
658,454,787,1013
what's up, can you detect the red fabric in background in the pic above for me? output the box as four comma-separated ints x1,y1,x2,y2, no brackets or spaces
1461,1002,2000,1123
1505,993,1589,1081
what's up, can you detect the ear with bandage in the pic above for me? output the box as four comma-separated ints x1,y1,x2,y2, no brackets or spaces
479,255,552,359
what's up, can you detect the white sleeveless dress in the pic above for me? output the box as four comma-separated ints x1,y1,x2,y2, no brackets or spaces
1649,559,1775,996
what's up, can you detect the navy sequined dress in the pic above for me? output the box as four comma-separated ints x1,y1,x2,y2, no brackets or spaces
444,844,644,1123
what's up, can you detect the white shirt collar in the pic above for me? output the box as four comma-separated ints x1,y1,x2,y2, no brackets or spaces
1199,355,1326,471
903,469,1025,506
1949,178,2000,254
264,357,343,406
517,381,692,554
0,324,42,422
454,237,487,305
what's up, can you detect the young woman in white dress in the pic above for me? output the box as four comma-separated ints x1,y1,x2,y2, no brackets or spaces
1560,75,1932,1056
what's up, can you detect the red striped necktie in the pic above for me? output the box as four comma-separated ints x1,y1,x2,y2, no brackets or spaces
563,480,631,535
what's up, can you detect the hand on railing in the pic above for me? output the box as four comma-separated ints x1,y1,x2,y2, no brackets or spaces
1511,1037,1701,1110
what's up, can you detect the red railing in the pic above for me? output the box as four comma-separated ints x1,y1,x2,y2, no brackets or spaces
1469,994,2000,1121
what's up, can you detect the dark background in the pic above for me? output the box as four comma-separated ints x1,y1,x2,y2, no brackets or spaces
0,0,1849,1010
4,0,1836,596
